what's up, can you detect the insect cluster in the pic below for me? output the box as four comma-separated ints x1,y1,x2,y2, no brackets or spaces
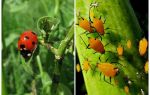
76,2,148,94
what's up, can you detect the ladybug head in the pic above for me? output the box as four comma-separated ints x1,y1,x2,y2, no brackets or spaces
20,49,32,58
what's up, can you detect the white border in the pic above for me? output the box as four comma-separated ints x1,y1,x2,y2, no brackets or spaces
74,0,76,94
0,0,2,94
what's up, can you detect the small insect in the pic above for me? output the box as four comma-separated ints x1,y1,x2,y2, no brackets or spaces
18,30,38,58
127,40,131,49
144,61,148,74
77,17,94,33
91,17,105,35
139,38,148,56
82,59,91,73
76,63,81,72
96,63,119,83
117,44,123,56
80,37,113,60
124,85,129,94
88,38,105,53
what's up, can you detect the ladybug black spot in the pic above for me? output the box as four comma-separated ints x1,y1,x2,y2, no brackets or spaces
24,36,29,40
20,44,25,48
31,32,36,35
32,42,35,45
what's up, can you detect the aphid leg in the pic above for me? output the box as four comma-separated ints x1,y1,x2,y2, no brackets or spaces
103,18,106,24
99,55,102,62
80,35,89,49
100,72,102,80
104,76,112,85
99,16,101,19
104,27,110,30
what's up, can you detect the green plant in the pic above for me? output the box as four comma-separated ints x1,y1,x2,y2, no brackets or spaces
2,0,74,95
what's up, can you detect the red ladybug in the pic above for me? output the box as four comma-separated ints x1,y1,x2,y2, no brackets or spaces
18,30,38,58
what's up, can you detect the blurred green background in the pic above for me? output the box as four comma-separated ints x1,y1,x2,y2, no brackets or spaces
2,0,74,95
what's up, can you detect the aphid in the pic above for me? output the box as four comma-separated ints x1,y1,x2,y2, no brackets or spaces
82,59,91,73
144,61,148,74
77,17,94,33
18,30,38,58
77,2,107,38
76,63,81,72
117,45,123,56
91,17,105,35
88,38,105,53
89,2,109,36
139,38,148,56
80,37,113,57
124,85,129,94
127,40,131,49
96,63,119,83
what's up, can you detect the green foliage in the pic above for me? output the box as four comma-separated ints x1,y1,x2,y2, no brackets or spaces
2,0,74,95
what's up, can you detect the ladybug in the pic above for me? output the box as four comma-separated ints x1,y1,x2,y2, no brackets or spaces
18,30,38,58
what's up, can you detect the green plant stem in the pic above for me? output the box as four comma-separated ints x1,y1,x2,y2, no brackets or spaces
39,40,57,54
2,69,7,95
51,24,74,94
56,25,74,58
54,0,59,16
36,55,43,76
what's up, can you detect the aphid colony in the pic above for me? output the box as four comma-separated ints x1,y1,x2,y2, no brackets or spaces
76,2,148,94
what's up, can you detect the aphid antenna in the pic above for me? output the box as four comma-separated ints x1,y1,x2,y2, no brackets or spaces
90,1,100,9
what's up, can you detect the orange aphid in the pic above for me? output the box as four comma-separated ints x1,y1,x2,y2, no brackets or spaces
144,61,148,74
76,64,81,72
91,17,105,35
117,45,123,56
139,38,148,56
127,40,131,49
124,85,129,94
82,60,91,72
89,38,105,54
97,63,119,77
78,18,94,33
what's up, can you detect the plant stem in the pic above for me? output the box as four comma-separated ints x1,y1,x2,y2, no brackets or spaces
36,55,43,76
56,24,74,58
54,0,59,16
51,24,74,94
